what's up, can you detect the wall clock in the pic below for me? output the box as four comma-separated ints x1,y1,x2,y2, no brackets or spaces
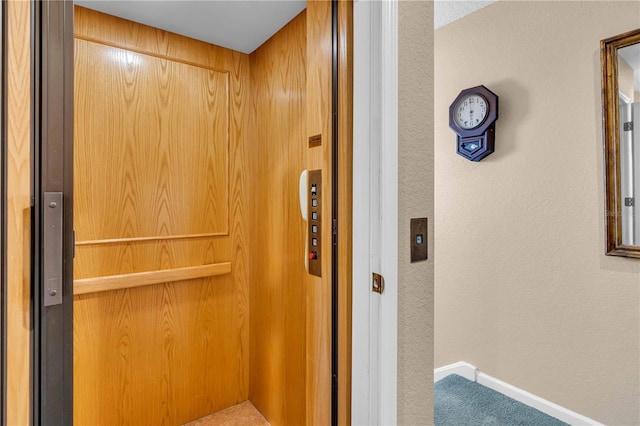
449,85,499,162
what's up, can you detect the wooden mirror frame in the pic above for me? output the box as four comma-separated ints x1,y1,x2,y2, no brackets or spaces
602,28,640,258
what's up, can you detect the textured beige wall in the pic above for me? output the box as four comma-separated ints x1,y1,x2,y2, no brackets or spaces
435,2,640,425
398,1,434,424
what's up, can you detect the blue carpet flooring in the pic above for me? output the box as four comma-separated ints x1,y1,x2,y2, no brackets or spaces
434,375,569,426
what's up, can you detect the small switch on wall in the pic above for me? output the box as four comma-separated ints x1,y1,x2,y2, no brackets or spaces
410,218,428,262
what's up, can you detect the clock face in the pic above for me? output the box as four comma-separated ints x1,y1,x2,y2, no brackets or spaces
453,94,488,130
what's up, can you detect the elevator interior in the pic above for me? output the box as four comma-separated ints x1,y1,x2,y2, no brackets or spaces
71,2,350,424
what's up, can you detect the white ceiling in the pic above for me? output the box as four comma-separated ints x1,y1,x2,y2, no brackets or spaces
77,0,494,53
434,0,496,29
75,0,307,54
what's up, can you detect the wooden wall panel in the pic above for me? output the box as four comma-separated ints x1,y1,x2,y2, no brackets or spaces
6,1,32,424
74,39,229,242
73,7,250,425
74,277,244,425
248,11,307,426
74,235,232,279
305,1,333,424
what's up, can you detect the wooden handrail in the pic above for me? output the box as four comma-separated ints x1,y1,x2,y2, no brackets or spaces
74,232,228,246
74,262,232,295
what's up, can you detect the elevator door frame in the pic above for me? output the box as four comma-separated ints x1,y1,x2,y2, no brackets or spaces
33,1,352,425
352,0,399,424
32,0,75,424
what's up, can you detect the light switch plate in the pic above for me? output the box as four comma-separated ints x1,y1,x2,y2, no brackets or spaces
410,217,428,262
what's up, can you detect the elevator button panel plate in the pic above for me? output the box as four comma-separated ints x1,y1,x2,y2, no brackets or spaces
308,170,322,277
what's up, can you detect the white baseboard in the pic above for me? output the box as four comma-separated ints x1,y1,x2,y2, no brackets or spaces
434,361,477,382
434,362,603,426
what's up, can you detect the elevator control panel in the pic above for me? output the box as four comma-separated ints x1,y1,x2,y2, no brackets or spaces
308,170,322,277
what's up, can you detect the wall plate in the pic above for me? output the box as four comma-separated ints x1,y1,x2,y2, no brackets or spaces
410,217,427,262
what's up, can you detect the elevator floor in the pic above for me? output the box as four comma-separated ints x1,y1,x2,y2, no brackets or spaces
185,401,270,426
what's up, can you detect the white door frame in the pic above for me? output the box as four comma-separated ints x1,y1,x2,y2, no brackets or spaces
352,0,398,424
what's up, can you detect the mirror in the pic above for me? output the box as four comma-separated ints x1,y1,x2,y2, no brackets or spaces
602,29,640,257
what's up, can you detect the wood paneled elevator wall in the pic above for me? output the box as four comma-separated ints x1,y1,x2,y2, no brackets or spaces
248,10,308,426
73,6,313,426
73,7,251,425
6,1,32,425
